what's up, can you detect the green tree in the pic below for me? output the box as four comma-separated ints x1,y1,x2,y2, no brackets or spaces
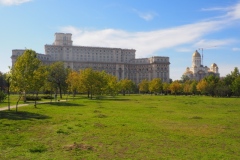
47,62,69,99
181,75,190,83
230,67,240,79
119,79,134,96
78,68,96,99
162,82,170,95
223,74,234,87
169,80,181,96
222,67,240,97
204,75,219,96
0,71,7,91
78,68,109,99
214,80,232,97
190,80,198,95
138,79,149,94
66,70,80,97
31,65,48,107
182,80,191,95
149,78,163,95
232,77,240,96
0,90,7,102
104,74,119,96
91,71,108,96
11,49,43,110
196,79,208,95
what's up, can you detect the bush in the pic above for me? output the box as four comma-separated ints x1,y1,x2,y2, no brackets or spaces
23,96,41,101
0,90,7,102
41,95,54,99
29,144,47,153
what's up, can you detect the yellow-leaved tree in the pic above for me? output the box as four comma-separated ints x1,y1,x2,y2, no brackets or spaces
149,78,163,95
169,80,182,96
11,49,45,110
138,79,149,94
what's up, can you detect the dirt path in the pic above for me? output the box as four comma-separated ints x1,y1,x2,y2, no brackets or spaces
0,100,67,111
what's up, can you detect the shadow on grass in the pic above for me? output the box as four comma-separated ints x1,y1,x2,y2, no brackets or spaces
94,97,130,101
38,102,86,107
0,111,51,120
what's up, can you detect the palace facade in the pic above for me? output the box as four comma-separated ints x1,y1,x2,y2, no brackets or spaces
183,50,219,81
11,33,170,84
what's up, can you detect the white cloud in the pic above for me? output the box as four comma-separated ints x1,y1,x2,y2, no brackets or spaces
201,7,229,11
193,39,237,48
60,2,240,59
132,9,157,21
175,48,193,53
227,2,240,19
232,47,240,51
202,2,240,20
0,0,32,6
61,20,224,58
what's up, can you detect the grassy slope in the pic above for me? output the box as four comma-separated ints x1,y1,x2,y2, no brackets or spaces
0,95,239,159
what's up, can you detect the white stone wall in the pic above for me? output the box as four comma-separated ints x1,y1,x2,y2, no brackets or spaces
11,49,51,66
54,33,72,46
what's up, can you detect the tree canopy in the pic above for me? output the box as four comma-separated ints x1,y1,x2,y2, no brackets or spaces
10,49,45,109
47,62,69,99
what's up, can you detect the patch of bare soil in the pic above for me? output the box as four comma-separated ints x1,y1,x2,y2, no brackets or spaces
63,142,94,151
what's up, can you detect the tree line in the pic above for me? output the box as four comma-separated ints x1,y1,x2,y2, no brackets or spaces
0,50,240,105
168,67,240,97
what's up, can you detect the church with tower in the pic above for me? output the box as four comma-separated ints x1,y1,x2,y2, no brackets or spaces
183,50,219,81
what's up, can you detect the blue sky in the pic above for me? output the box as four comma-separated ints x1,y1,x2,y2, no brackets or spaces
0,0,239,80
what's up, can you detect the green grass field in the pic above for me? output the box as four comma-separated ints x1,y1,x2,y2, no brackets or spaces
0,95,239,159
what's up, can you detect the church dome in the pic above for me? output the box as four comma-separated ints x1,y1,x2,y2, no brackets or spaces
211,63,218,67
192,50,201,57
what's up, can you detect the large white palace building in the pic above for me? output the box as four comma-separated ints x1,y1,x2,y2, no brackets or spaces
11,33,170,84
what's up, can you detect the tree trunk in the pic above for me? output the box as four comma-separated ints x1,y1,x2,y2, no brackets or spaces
16,93,22,112
50,91,53,103
34,92,38,108
59,84,62,99
23,91,27,102
90,86,93,99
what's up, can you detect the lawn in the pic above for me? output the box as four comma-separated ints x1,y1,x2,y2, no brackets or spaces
0,95,239,159
0,94,23,108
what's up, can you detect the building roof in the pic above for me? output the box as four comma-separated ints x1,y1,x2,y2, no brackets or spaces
211,63,218,67
192,50,201,57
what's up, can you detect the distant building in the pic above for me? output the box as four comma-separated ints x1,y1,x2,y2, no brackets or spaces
12,33,170,84
183,50,219,81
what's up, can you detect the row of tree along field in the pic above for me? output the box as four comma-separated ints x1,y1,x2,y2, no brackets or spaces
0,50,240,104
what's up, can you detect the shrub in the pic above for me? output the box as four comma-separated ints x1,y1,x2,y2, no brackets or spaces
29,144,47,153
41,95,54,99
0,90,7,102
22,96,41,101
